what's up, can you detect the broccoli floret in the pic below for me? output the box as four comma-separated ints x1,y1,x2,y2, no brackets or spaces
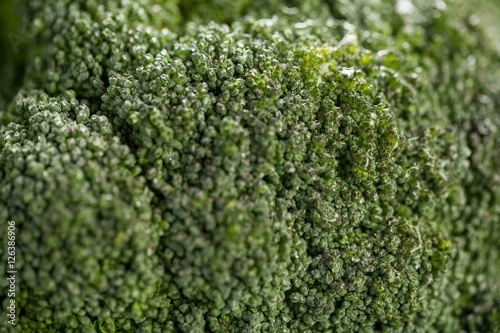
0,90,166,331
100,20,437,331
0,0,499,332
22,0,180,100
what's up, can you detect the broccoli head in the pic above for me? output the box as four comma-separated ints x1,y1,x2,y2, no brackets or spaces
0,0,499,332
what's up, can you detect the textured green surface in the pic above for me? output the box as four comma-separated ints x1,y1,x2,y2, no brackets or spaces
0,0,499,332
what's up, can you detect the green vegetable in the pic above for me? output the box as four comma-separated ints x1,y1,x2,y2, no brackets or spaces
0,0,499,332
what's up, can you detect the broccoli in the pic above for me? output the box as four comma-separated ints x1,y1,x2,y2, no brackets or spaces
0,0,499,332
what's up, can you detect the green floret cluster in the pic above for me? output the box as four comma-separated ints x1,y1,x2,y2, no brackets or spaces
1,0,499,332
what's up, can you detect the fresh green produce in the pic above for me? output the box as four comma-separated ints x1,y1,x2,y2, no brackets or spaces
0,0,499,332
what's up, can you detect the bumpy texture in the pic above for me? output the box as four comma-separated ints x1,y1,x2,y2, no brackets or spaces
0,0,499,332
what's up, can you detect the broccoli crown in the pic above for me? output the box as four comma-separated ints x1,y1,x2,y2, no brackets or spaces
0,0,499,332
